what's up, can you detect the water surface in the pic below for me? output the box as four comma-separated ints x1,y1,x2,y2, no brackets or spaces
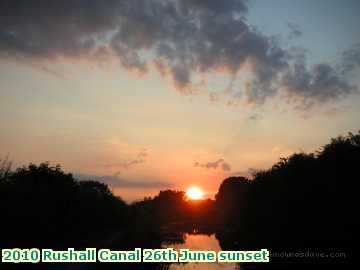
162,233,239,270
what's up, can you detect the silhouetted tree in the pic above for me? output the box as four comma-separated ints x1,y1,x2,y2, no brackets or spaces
0,163,128,248
215,176,251,228
216,131,360,249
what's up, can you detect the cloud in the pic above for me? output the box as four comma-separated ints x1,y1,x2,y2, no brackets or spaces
0,0,358,109
287,22,302,39
194,158,231,171
75,173,172,189
280,49,358,109
322,106,347,117
221,162,231,171
341,43,360,74
102,149,148,171
248,113,262,122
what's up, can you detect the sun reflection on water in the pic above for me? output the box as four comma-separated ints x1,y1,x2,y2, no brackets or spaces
163,233,240,270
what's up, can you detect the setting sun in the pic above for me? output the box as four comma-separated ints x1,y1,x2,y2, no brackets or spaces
186,187,204,200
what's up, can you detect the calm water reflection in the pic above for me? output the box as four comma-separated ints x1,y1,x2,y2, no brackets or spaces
162,233,240,270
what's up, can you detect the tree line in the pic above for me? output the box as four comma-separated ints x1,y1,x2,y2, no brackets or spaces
1,131,358,268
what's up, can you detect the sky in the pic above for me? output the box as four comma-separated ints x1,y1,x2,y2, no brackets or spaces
0,0,359,202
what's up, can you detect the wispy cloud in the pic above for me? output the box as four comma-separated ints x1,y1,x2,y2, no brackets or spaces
101,149,148,172
341,43,360,74
248,113,263,122
75,173,172,189
287,22,302,39
194,158,231,172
